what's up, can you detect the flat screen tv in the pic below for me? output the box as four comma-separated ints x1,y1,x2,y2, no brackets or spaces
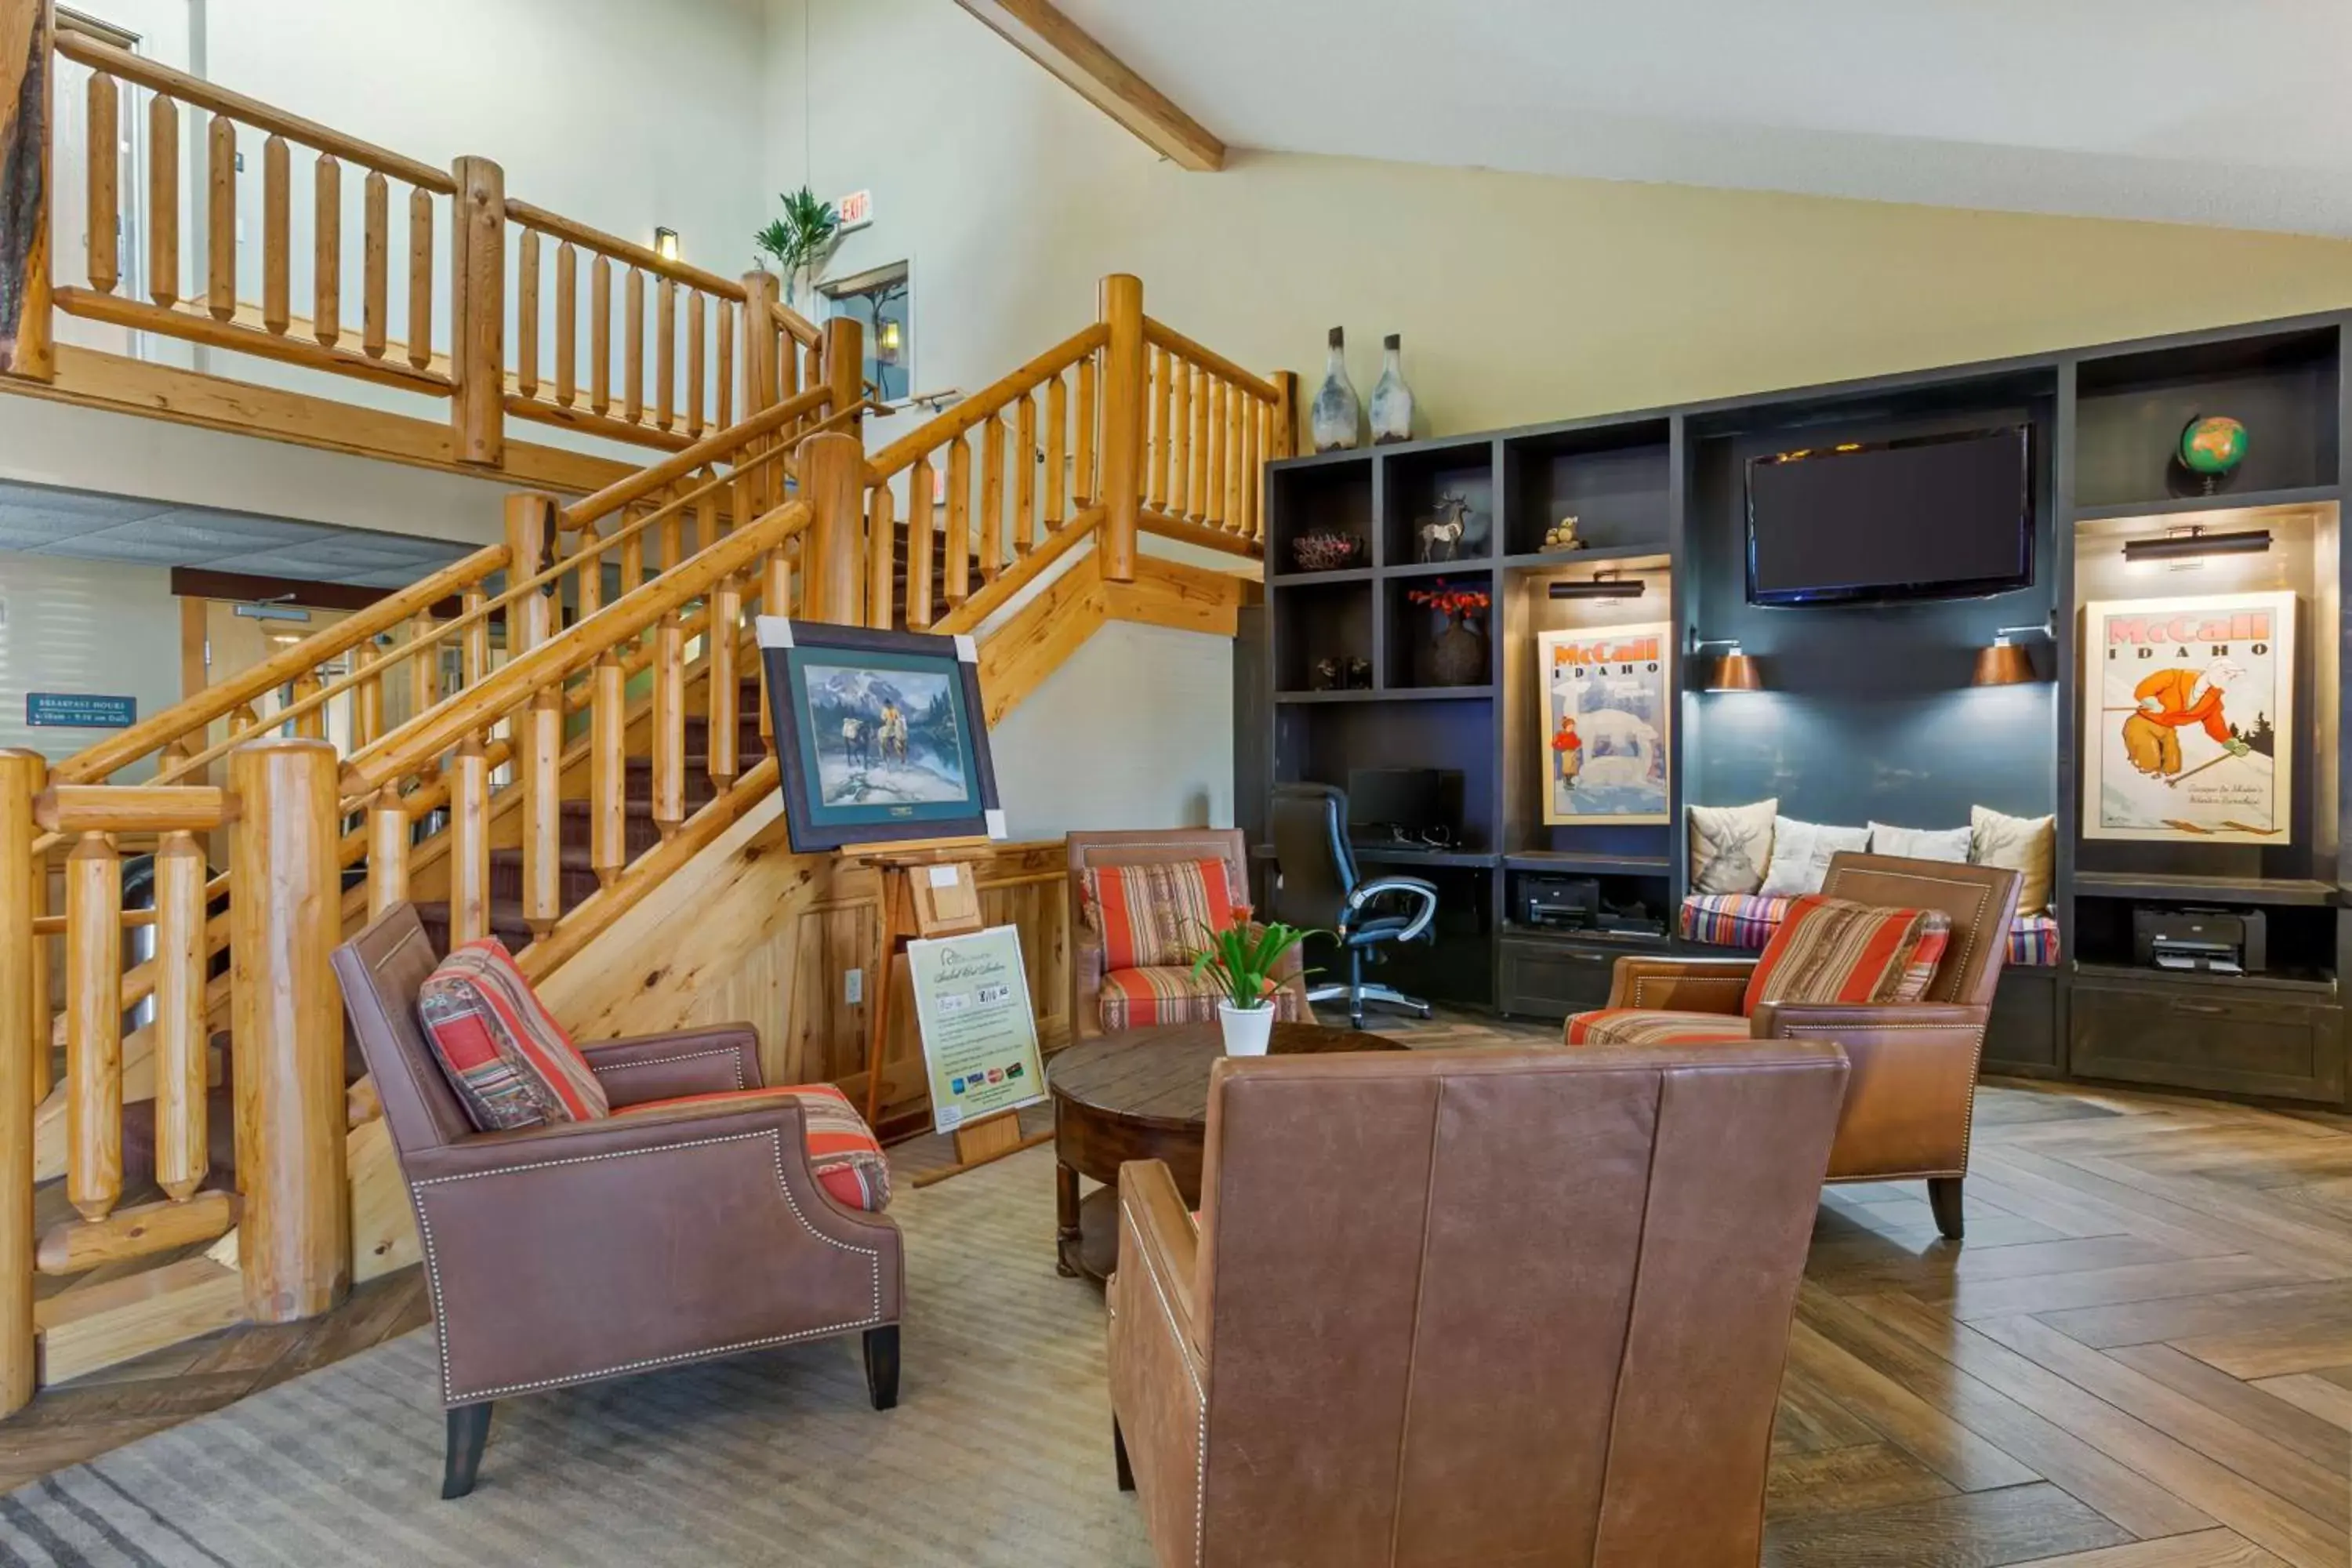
1746,426,2033,607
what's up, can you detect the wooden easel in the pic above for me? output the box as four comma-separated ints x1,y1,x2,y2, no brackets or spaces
848,838,1053,1189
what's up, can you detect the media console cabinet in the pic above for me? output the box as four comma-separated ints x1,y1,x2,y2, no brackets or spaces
1240,310,2351,1108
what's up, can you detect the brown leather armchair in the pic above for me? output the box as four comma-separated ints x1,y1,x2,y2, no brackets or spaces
1109,1040,1849,1568
331,904,904,1498
1576,852,2021,1240
1065,828,1309,1039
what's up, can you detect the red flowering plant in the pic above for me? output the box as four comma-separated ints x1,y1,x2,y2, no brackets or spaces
1406,585,1491,624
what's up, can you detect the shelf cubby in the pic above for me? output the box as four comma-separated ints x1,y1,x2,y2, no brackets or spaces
1270,578,1374,695
1501,418,1673,557
1379,437,1495,566
1383,573,1497,691
1267,455,1374,578
2073,328,2339,512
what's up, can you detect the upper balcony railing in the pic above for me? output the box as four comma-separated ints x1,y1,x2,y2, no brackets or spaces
0,6,822,475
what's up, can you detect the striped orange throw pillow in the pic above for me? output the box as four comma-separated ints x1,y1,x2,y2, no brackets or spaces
418,938,610,1131
1080,858,1241,971
1741,895,1938,1014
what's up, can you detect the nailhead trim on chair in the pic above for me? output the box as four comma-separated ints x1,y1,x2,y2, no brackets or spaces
1120,1193,1208,1568
1777,1022,1988,1174
586,1047,748,1089
412,1128,885,1403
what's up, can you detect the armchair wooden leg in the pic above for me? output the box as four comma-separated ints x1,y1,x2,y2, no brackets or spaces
864,1325,901,1411
1928,1177,1965,1242
1114,1417,1135,1492
442,1403,492,1499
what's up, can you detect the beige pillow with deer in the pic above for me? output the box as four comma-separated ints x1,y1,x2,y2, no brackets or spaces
1688,799,1777,895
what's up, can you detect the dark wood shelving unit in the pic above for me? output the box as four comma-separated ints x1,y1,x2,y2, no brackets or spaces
1250,308,2352,1098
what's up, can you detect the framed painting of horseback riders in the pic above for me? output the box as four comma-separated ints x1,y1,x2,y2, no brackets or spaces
755,619,1004,852
1536,622,1671,824
2081,590,2296,844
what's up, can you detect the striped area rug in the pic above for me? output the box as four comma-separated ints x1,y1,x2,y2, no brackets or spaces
1,1149,1152,1568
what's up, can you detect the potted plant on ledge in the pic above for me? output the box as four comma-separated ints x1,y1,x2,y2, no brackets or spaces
1192,918,1318,1056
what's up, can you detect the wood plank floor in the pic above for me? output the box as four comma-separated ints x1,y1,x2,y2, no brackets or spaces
5,1010,2350,1568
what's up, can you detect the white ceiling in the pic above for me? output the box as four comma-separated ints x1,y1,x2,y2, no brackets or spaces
1059,0,2352,237
0,481,474,588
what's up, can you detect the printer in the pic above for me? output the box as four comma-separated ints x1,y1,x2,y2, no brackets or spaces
2132,906,2266,976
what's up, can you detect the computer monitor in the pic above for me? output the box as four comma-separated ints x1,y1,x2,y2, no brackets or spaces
1347,767,1446,838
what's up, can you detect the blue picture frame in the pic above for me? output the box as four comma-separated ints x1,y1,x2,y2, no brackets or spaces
755,619,1000,852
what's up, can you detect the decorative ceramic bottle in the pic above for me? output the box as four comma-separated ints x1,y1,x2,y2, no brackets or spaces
1369,332,1415,445
1308,327,1362,452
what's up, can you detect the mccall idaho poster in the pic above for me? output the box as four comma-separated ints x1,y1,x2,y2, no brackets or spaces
2082,590,2295,844
1537,622,1671,825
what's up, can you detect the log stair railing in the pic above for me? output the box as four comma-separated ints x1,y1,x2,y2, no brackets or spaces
0,272,1282,1417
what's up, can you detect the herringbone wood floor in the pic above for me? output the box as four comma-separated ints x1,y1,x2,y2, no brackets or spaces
6,1009,2350,1567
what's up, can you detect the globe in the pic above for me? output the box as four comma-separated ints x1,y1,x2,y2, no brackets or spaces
2179,415,2249,477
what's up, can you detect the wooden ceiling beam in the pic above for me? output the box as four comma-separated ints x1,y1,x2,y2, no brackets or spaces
954,0,1225,172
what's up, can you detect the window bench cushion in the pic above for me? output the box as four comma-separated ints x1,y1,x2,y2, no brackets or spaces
615,1083,891,1212
1678,894,2059,967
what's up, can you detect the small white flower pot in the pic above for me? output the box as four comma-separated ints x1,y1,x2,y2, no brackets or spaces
1218,1001,1276,1056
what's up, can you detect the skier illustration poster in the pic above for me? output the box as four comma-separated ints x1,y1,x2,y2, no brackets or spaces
2082,590,2295,844
1537,622,1670,824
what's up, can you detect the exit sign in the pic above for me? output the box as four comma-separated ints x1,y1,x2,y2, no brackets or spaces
834,190,873,233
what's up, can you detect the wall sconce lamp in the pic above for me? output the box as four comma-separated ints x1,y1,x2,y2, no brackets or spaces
878,318,903,354
652,227,681,263
1692,637,1763,692
2120,527,2271,563
1973,623,2052,687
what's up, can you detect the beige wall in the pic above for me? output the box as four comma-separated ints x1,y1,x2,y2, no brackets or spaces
0,554,181,769
769,0,2352,447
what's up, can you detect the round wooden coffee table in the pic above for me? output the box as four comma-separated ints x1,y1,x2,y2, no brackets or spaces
1047,1019,1403,1283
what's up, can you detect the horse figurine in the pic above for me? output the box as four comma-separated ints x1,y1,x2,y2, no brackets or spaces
1416,492,1472,563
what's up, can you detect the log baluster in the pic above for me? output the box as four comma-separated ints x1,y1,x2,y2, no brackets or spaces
461,587,489,687
367,788,408,918
27,840,48,1106
946,434,972,607
313,154,340,349
622,267,644,425
354,641,383,746
590,253,612,416
0,751,42,1417
906,453,937,630
715,299,735,429
1170,354,1192,518
651,613,686,838
147,96,178,309
707,579,742,789
590,653,626,887
1218,378,1238,529
656,277,677,431
448,735,491,946
207,116,234,320
980,413,1005,580
866,483,897,631
361,171,387,358
1076,354,1098,505
64,833,122,1223
406,188,433,370
85,75,118,295
516,228,539,398
1189,364,1210,522
621,519,646,600
575,525,604,618
686,290,706,436
287,670,324,740
1014,394,1037,555
554,241,576,406
408,612,440,726
1244,394,1263,539
1150,346,1173,510
261,134,289,333
151,829,207,1202
1045,375,1068,532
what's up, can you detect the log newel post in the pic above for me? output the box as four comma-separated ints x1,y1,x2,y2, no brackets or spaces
0,750,44,1414
0,0,55,380
450,154,505,466
797,430,867,626
227,737,350,1324
1098,273,1145,583
1271,369,1298,459
822,315,864,435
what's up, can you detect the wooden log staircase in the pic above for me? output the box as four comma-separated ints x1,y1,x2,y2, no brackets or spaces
0,0,1290,1419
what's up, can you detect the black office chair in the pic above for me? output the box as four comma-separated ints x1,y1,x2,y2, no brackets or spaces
1267,783,1440,1029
